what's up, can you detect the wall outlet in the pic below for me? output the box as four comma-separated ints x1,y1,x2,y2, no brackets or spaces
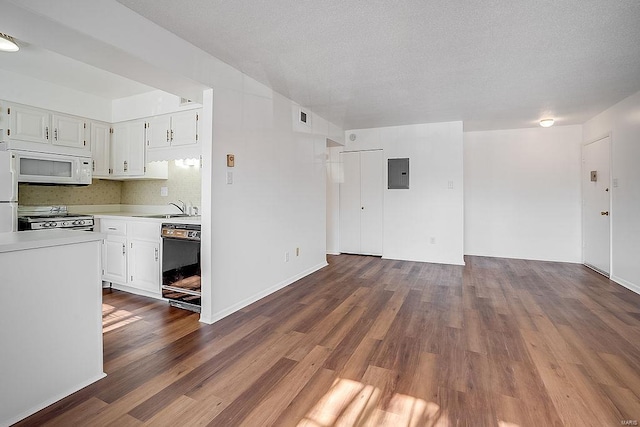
447,180,454,190
285,252,290,262
430,237,436,244
160,187,168,197
226,171,233,184
296,247,300,256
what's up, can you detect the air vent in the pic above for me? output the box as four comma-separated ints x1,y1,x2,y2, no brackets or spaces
180,97,193,106
299,108,311,126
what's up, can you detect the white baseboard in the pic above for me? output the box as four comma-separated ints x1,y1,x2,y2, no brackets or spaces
611,274,640,296
3,372,106,427
199,261,328,325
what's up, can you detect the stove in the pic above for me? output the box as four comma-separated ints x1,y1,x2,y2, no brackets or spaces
18,206,94,231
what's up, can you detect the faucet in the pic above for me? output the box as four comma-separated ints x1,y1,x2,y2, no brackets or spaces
169,200,186,214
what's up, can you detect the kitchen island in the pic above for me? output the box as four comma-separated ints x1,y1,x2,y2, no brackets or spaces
0,230,105,426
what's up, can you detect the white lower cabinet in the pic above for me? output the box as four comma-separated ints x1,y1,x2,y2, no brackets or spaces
100,219,161,297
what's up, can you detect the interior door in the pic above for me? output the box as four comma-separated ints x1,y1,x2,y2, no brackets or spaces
360,150,383,255
583,136,610,275
339,151,361,254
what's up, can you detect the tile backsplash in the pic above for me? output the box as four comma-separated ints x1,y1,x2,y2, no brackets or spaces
121,161,201,207
18,161,201,207
19,179,122,206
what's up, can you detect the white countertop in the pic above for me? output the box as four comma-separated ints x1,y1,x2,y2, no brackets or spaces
91,212,201,224
0,229,105,253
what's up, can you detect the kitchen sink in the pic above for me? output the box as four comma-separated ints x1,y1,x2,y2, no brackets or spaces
135,213,193,219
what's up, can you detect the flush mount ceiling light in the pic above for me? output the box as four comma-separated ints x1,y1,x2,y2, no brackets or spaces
539,118,555,128
0,33,19,52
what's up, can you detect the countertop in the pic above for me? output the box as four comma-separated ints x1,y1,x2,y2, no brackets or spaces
91,212,201,224
0,229,105,253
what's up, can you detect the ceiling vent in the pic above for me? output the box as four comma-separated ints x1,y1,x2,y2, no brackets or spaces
299,108,311,126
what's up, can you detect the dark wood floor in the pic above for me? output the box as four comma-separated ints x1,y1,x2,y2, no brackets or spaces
15,255,640,426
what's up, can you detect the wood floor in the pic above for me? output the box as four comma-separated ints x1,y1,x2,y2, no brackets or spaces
16,255,640,426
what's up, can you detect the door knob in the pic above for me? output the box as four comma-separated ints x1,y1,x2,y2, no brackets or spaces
601,211,609,216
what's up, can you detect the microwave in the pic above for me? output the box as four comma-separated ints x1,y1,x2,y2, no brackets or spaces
13,150,92,185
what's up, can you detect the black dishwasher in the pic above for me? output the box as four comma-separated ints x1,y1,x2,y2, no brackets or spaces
161,223,201,312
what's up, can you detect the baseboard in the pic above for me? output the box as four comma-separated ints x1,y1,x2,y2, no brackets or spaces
610,274,640,296
3,372,106,427
382,255,465,266
326,251,340,256
199,261,328,325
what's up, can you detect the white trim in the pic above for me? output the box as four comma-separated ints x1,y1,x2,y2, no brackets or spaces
326,251,340,256
199,261,329,325
3,372,106,427
382,255,466,266
611,275,640,296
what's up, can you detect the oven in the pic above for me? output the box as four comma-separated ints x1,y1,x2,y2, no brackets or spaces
161,223,201,312
18,206,94,231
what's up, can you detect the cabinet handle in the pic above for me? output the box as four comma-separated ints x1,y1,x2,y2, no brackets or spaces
92,160,95,172
155,247,159,261
166,129,170,142
108,227,117,230
170,129,174,141
123,160,128,172
122,243,125,255
45,126,49,140
54,128,58,141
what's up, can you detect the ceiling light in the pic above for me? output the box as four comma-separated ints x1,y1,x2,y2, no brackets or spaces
539,118,554,128
0,33,19,52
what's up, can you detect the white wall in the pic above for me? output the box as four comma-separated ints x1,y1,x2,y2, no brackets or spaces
0,69,112,121
344,122,464,265
464,126,583,263
0,1,344,324
111,89,201,122
583,90,640,294
207,80,329,322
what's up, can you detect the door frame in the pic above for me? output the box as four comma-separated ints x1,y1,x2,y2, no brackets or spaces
581,133,612,277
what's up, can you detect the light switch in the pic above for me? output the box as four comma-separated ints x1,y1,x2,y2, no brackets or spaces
226,171,233,184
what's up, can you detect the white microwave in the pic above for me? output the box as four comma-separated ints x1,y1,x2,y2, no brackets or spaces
13,150,92,185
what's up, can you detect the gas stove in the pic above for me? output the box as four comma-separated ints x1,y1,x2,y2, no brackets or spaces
18,206,94,231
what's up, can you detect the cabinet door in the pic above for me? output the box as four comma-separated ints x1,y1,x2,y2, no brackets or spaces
339,151,362,254
111,123,128,176
111,121,146,176
170,110,199,146
52,113,87,150
91,122,111,177
103,236,127,283
147,115,171,149
360,150,383,256
128,240,160,293
8,105,49,144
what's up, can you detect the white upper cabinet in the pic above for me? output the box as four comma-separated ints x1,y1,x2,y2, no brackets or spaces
170,110,199,146
51,113,87,149
2,103,89,155
147,109,200,149
7,104,49,144
147,115,172,149
112,120,146,177
90,121,111,178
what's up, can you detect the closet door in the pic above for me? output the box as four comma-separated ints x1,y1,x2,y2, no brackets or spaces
360,150,383,255
339,151,361,254
339,150,383,256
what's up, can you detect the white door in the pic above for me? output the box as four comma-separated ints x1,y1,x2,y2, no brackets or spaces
339,150,383,255
52,113,87,150
583,137,610,275
9,105,49,144
128,240,160,293
91,121,111,177
360,150,383,255
147,115,171,149
339,151,361,254
170,110,199,146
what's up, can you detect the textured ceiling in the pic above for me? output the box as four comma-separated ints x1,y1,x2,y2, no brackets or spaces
116,0,640,131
